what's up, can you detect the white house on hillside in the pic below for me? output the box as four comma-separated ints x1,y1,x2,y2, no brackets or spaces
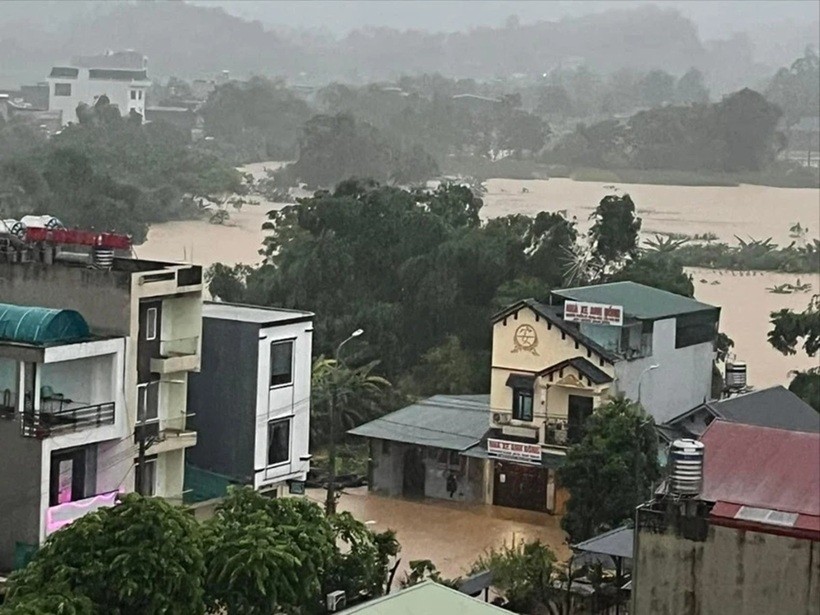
47,50,150,125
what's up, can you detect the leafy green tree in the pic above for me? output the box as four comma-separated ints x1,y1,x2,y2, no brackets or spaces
4,494,206,614
403,335,489,396
498,111,549,157
559,397,661,542
589,194,642,265
203,488,335,615
765,48,820,126
788,369,820,412
200,76,313,162
277,113,438,189
768,295,820,357
470,541,559,613
609,252,694,297
324,513,400,601
769,296,820,411
715,88,784,172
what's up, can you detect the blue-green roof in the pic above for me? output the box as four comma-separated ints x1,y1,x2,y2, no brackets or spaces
183,464,243,504
552,282,717,320
0,303,90,346
342,581,509,614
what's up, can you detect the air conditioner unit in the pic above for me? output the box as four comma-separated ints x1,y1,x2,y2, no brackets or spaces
493,412,511,425
327,590,346,612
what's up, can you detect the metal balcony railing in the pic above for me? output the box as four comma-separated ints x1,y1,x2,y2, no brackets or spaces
22,401,115,438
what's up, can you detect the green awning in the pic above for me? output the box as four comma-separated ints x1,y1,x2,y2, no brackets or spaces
0,303,90,346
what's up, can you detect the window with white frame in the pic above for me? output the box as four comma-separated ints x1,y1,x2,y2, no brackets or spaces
136,381,159,424
267,418,291,466
145,307,157,341
269,340,294,387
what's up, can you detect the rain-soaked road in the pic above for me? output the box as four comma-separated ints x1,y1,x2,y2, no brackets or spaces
307,487,570,580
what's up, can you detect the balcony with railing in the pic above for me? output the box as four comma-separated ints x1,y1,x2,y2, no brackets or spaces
22,400,115,438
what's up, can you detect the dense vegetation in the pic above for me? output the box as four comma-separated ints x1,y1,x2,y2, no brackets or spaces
274,113,440,189
207,183,692,394
0,98,241,242
769,295,820,411
2,489,399,614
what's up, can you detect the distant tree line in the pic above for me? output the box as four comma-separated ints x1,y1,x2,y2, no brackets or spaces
0,97,241,242
546,88,785,173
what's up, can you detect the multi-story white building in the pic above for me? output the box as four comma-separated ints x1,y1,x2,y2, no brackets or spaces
0,305,128,570
47,50,150,125
185,303,313,505
0,229,203,570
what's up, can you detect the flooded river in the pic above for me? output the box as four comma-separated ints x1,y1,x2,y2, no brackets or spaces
140,171,819,390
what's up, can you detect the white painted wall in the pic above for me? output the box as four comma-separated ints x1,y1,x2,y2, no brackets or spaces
614,318,714,423
38,339,130,542
253,320,313,490
48,70,148,125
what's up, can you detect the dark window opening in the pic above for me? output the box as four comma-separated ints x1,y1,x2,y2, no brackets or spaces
567,395,594,444
270,341,294,387
267,418,291,466
54,83,71,96
512,388,534,422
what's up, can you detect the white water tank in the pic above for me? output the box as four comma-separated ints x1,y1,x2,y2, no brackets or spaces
20,215,64,230
669,439,705,496
725,361,747,390
0,219,25,238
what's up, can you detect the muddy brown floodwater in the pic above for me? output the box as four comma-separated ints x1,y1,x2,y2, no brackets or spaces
307,487,570,579
141,170,819,389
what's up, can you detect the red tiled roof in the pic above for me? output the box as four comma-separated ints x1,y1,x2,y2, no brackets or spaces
700,421,820,516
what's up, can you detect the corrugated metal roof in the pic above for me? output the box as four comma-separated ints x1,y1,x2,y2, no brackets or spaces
709,386,819,433
342,581,509,614
552,282,717,320
348,395,489,451
700,421,820,516
0,303,90,346
573,526,634,560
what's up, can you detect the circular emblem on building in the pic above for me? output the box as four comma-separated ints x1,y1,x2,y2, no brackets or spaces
513,324,539,355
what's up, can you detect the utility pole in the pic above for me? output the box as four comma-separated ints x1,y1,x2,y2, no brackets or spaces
325,328,363,516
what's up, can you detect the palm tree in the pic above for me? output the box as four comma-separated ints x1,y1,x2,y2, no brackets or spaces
311,357,392,447
312,356,391,514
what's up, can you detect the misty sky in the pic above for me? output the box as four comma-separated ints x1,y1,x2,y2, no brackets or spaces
191,0,819,40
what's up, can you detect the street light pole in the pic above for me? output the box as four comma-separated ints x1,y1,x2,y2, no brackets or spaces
325,328,364,515
636,364,659,406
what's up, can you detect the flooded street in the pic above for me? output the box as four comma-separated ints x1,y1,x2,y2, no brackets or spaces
307,487,570,579
141,171,819,390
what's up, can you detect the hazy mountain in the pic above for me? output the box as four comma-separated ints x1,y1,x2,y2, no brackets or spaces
0,0,816,91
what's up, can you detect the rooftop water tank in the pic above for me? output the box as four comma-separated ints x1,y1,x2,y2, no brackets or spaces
669,439,705,497
20,215,63,230
0,219,25,238
725,361,747,390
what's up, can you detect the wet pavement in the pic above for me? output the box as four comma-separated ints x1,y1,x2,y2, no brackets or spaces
306,487,571,580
